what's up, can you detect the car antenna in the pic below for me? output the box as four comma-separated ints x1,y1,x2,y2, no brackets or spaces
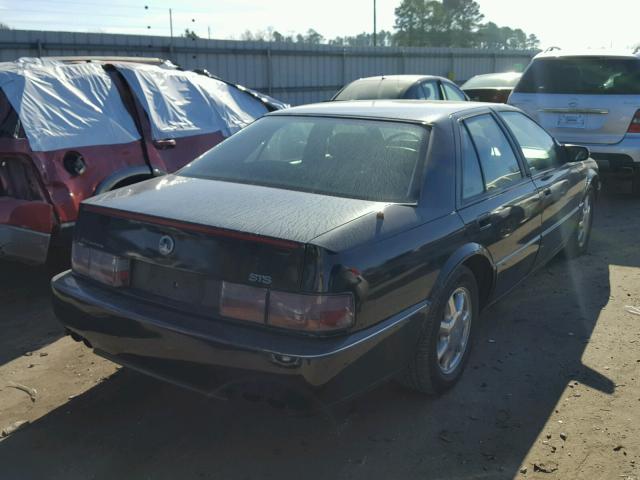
544,46,562,53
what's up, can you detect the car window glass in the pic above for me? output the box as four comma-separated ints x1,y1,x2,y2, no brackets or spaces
405,84,424,99
181,116,429,203
499,111,560,173
443,82,467,101
257,122,314,163
464,114,522,191
460,125,484,199
420,81,439,100
515,57,640,94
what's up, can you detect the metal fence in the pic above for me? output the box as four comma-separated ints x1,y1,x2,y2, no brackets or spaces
0,29,536,105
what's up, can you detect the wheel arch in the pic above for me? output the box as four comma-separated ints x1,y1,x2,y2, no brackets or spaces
432,243,496,311
94,165,156,195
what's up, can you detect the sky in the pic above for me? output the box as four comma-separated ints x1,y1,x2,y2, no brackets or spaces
0,0,638,50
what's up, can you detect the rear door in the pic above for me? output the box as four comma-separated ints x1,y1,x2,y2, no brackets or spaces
498,111,585,265
456,112,542,298
114,65,268,174
509,56,640,144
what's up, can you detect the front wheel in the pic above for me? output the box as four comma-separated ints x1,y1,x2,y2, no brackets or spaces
565,187,595,258
398,266,479,395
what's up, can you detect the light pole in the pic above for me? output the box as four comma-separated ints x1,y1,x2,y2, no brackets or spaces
373,0,377,47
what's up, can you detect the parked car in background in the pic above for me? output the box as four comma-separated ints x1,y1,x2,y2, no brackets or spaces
52,100,598,407
332,75,469,101
509,49,640,194
0,56,283,265
462,71,522,103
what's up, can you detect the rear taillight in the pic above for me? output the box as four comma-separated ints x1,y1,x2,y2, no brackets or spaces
219,282,355,333
71,242,130,287
268,291,354,332
628,110,640,133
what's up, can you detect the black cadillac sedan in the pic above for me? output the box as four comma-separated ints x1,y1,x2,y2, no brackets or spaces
52,100,599,406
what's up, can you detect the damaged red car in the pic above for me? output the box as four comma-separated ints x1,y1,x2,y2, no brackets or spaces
0,56,283,265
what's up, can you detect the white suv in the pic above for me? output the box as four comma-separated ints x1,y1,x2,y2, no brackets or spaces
509,49,640,194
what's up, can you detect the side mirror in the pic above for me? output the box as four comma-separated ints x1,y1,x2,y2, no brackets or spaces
563,144,590,163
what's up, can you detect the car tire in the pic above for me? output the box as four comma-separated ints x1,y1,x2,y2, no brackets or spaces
398,265,479,395
565,187,595,258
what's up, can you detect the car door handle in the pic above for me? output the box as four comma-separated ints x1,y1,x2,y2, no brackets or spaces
542,187,552,196
476,213,493,231
153,138,177,150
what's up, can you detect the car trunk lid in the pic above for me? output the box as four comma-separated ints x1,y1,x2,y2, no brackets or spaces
75,175,384,299
510,93,639,145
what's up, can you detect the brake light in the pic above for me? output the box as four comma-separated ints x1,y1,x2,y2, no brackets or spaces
628,110,640,133
71,242,130,287
268,291,354,332
218,282,355,333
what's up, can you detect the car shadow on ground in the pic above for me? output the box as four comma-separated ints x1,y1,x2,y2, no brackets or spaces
0,253,68,366
0,191,637,479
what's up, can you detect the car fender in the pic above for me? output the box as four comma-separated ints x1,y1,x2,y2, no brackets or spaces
430,242,497,306
584,162,600,197
94,165,157,195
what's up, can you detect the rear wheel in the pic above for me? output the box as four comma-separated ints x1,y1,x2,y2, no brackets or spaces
398,266,478,395
565,187,595,258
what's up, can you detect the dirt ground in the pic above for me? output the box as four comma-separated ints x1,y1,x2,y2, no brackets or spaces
0,187,638,480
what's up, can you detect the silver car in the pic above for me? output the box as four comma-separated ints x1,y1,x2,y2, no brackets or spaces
508,49,640,194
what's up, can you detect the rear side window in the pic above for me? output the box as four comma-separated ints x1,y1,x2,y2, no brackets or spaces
443,83,467,101
405,81,439,100
515,57,640,95
464,115,522,191
499,111,560,173
460,126,484,199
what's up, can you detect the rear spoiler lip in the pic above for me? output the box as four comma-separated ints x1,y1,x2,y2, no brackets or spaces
81,203,302,250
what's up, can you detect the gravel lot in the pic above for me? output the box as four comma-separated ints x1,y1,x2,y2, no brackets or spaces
0,188,638,480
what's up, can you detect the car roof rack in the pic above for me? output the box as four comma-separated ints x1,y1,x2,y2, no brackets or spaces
544,46,562,53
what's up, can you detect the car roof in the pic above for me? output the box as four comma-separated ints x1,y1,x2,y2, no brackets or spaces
269,99,518,124
462,72,522,89
347,74,450,86
534,49,640,60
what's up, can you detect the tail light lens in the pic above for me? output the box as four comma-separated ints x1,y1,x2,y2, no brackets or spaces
268,291,354,332
219,282,355,333
71,242,130,287
219,282,267,324
628,110,640,133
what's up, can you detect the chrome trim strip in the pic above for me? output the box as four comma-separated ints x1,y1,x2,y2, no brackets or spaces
541,204,581,238
539,108,609,114
496,234,541,268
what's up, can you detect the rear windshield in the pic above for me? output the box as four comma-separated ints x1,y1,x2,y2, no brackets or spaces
333,79,409,101
180,116,429,203
515,57,640,94
462,73,522,90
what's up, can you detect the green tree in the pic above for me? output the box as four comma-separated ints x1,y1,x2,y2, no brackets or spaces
0,22,9,30
395,0,483,47
183,28,198,40
395,0,539,49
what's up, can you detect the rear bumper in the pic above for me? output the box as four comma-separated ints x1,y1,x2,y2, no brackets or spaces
580,135,640,172
51,272,427,406
0,224,50,264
